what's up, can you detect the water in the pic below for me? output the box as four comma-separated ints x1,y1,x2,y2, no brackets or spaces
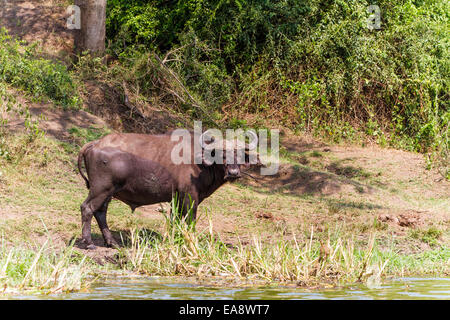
13,276,450,300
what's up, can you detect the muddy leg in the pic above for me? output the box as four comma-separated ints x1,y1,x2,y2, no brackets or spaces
80,193,111,250
93,197,118,248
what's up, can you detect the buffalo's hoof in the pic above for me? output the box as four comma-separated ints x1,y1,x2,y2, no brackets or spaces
86,243,97,250
106,241,119,249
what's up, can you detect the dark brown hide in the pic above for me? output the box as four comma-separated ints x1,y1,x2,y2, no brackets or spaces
77,132,256,249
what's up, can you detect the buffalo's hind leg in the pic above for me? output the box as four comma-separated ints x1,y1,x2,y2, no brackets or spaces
93,197,118,248
80,190,113,250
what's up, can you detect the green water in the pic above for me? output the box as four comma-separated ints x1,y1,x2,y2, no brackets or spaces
16,276,450,300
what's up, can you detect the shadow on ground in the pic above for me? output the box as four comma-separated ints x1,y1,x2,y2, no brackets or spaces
242,162,375,198
0,1,74,61
71,228,163,264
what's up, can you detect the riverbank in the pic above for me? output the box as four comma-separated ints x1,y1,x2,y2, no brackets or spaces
0,120,448,295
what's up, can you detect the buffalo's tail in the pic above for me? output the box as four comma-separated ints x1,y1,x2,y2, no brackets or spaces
77,141,96,189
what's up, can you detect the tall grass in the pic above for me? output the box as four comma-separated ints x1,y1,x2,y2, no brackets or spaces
115,197,393,287
118,216,449,287
0,238,92,295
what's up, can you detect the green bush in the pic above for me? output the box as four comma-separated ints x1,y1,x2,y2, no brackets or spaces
0,28,81,109
105,1,449,158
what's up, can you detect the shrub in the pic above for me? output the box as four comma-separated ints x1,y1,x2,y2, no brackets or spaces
105,1,449,163
0,28,81,109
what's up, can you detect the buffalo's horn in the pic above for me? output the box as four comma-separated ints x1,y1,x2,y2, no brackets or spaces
245,130,258,150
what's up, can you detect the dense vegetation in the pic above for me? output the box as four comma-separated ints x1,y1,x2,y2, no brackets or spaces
0,2,447,169
0,29,81,109
105,0,448,170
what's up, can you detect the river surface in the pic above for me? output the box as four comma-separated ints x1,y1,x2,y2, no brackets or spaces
14,276,450,300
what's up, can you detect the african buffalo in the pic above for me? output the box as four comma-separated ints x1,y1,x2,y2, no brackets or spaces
77,131,260,249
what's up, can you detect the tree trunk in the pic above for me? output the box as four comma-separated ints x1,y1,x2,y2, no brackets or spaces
74,0,106,55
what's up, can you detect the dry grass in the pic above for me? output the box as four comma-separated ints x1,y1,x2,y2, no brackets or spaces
115,203,438,288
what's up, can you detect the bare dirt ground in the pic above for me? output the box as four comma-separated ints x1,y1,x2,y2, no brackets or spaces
0,1,449,265
0,0,73,60
4,94,109,142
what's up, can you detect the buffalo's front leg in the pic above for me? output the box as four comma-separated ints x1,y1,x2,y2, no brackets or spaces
178,192,198,225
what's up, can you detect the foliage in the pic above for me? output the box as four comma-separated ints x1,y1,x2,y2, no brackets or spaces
105,1,449,171
117,204,389,286
0,237,91,294
410,226,444,246
68,126,111,145
0,28,81,109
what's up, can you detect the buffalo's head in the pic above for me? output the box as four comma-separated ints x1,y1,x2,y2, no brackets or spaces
199,130,262,181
